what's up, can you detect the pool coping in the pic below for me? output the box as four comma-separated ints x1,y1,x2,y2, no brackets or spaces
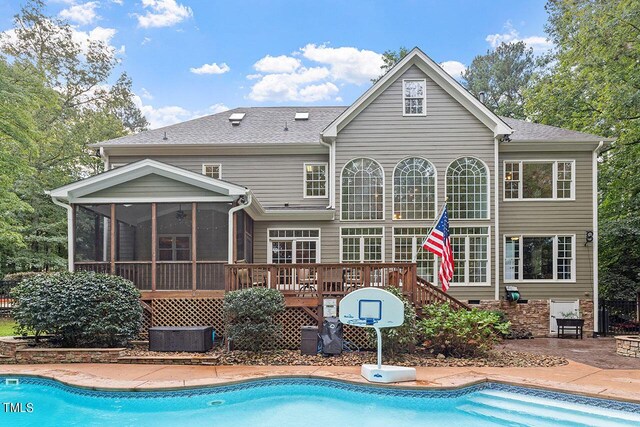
2,362,640,405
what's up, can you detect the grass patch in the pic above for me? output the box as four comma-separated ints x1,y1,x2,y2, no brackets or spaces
0,318,16,336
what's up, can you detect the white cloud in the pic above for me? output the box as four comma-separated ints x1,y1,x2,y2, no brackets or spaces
440,60,466,80
137,0,193,28
254,55,301,73
111,0,124,4
247,44,384,102
486,22,552,52
133,94,229,129
300,44,383,85
141,37,152,45
190,62,230,75
60,2,99,26
140,88,153,100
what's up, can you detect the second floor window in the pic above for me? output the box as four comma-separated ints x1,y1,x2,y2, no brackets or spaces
446,157,488,219
504,161,574,200
304,163,327,198
403,79,426,116
202,164,222,179
393,157,436,220
341,158,384,220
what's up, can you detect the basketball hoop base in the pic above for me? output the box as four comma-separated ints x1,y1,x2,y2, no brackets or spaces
361,364,416,383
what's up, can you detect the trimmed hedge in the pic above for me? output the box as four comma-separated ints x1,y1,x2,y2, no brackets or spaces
223,287,285,351
11,272,142,347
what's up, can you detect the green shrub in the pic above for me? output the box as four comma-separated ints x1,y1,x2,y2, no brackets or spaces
223,287,285,351
485,309,512,337
367,287,419,356
3,271,47,282
11,272,142,347
420,302,510,357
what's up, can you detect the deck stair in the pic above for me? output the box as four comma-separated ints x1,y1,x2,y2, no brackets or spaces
412,276,469,312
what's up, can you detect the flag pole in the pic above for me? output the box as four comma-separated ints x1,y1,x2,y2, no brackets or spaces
417,197,448,256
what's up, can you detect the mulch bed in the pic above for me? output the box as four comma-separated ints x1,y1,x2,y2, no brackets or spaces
121,348,567,368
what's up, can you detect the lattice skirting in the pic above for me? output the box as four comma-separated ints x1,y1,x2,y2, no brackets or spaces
141,298,374,351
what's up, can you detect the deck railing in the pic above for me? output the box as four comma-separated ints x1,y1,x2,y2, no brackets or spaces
74,261,226,291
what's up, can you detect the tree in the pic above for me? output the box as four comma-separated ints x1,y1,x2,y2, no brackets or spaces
462,41,539,119
372,47,409,83
0,0,148,275
526,0,640,299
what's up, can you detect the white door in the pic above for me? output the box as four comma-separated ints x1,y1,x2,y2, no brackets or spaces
550,300,580,334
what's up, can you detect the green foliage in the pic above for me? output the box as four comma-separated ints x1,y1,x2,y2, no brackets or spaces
223,288,286,351
367,287,419,356
420,302,510,358
372,46,410,82
11,272,142,347
0,0,148,276
525,0,640,299
463,41,542,119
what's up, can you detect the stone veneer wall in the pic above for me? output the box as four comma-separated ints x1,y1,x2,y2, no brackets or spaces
0,338,124,364
616,336,640,358
475,299,594,337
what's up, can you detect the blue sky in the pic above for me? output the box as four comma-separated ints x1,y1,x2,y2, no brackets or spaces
2,0,551,128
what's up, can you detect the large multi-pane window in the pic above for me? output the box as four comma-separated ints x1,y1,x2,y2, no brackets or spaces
505,235,574,281
393,228,436,282
341,228,383,262
268,229,320,264
403,79,426,116
446,157,488,219
504,161,574,200
341,158,384,220
393,158,436,220
304,163,327,198
450,227,489,285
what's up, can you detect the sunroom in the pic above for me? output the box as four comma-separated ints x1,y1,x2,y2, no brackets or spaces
48,159,252,297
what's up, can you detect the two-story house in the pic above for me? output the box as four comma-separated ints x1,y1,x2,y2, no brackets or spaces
49,48,609,338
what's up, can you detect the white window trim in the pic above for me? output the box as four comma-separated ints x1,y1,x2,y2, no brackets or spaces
402,79,427,117
303,162,328,199
157,234,191,261
503,234,577,283
267,227,321,263
502,160,576,201
391,226,437,284
339,157,386,222
202,163,222,179
392,156,438,221
448,226,491,287
339,226,385,263
444,156,491,221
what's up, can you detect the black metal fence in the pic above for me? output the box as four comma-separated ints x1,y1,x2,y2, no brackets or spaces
0,280,17,318
599,299,640,336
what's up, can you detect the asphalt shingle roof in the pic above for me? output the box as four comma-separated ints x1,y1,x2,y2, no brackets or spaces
94,106,608,147
500,117,606,142
96,106,347,146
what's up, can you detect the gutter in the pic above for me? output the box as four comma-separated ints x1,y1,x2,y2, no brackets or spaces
228,192,252,264
47,192,74,272
319,137,335,209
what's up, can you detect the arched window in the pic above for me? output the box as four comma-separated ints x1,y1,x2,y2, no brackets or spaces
341,158,384,220
393,157,436,220
446,157,488,219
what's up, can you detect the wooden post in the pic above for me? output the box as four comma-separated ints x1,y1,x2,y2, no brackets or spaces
70,204,76,272
151,203,157,291
191,202,197,292
110,203,116,275
232,212,238,262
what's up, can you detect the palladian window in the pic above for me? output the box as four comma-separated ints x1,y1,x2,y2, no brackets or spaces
341,158,384,221
393,157,436,220
446,157,488,219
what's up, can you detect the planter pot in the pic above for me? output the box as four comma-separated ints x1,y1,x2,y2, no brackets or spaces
556,318,585,339
556,318,585,328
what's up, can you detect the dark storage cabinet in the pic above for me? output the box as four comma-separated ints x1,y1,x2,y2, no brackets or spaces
149,326,213,352
300,326,319,355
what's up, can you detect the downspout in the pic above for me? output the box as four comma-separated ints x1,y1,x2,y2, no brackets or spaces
494,136,500,301
319,137,335,209
48,194,74,272
228,192,252,264
592,140,604,333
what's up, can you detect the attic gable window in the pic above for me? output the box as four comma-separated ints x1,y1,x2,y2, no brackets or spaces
403,79,426,116
202,164,222,179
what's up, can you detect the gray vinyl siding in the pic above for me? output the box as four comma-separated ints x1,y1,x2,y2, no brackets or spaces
334,65,497,301
498,151,594,299
85,174,216,198
108,154,329,207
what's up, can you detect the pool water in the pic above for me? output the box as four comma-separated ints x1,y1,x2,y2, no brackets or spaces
1,377,640,427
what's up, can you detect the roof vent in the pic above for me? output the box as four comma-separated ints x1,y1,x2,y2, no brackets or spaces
229,112,246,126
294,112,309,120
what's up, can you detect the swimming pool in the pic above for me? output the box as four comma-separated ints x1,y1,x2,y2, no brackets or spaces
1,376,639,426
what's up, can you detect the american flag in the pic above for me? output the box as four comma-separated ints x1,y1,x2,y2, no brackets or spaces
422,205,454,292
